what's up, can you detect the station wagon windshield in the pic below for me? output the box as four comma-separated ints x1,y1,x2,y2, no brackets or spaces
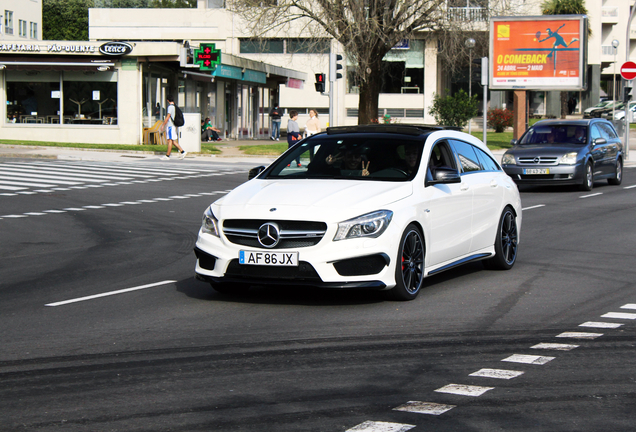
263,136,424,181
519,125,587,145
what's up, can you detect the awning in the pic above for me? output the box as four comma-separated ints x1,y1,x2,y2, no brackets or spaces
0,57,115,71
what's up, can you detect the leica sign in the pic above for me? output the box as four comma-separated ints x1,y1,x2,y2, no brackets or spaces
99,42,133,56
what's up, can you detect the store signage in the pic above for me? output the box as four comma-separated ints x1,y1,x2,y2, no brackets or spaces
0,43,97,53
99,42,133,56
194,43,221,71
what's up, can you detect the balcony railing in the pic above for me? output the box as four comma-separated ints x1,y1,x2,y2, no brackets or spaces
602,45,618,57
447,7,488,22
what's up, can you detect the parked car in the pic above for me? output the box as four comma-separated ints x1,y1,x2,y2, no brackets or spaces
602,101,636,121
589,101,624,118
583,100,613,118
501,119,623,191
194,125,522,301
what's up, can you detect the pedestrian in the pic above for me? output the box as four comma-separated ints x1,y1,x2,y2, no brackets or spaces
201,117,222,141
287,110,301,167
304,109,321,137
161,95,187,160
270,103,282,141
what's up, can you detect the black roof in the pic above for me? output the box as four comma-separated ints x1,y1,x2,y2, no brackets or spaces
326,124,461,136
533,118,611,126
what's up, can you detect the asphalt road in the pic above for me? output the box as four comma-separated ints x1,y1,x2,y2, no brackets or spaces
1,158,635,432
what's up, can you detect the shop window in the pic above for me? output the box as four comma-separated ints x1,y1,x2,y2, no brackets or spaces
6,70,118,125
4,10,13,35
347,40,425,94
240,38,329,54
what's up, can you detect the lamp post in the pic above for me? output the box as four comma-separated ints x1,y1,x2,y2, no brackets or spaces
465,38,476,134
612,39,620,120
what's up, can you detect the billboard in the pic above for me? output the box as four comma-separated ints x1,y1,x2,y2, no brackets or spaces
490,15,587,90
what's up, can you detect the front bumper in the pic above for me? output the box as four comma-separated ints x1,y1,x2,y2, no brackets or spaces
503,163,583,185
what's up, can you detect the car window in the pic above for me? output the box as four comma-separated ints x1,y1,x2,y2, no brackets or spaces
598,123,618,139
590,124,603,141
450,140,481,173
474,146,501,171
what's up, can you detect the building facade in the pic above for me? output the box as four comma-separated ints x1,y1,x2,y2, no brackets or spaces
1,0,41,42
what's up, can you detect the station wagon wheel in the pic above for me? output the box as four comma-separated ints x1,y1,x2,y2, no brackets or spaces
484,207,518,270
608,158,623,185
387,224,425,301
579,162,593,191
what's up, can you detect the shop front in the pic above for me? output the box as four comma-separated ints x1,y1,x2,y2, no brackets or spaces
1,40,305,145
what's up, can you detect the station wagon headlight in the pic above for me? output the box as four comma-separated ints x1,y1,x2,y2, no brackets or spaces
501,154,516,165
334,210,393,241
560,152,578,165
201,206,220,237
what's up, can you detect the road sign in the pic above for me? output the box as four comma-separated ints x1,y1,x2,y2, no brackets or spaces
620,61,636,80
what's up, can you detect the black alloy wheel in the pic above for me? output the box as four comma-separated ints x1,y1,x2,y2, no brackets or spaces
484,207,518,270
387,224,425,301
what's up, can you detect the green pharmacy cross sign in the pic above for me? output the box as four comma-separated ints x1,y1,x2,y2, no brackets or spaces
194,44,221,71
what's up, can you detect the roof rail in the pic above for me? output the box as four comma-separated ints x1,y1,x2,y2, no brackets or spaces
326,124,461,135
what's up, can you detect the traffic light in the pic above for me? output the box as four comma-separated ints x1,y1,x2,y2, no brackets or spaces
623,86,633,103
330,53,343,81
314,73,326,93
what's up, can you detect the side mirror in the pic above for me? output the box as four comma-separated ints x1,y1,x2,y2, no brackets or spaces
430,167,461,185
248,166,266,180
593,138,607,145
510,139,518,146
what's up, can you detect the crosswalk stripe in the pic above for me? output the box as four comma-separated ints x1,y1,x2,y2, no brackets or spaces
0,174,85,185
0,166,134,181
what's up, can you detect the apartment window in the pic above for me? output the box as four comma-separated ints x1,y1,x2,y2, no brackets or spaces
4,10,13,35
30,22,37,39
240,38,330,54
206,0,225,7
19,20,27,37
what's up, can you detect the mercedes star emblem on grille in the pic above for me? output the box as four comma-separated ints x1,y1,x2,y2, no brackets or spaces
534,157,540,164
258,222,280,248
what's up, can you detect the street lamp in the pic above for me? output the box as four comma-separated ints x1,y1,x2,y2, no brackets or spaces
466,38,476,134
612,39,620,120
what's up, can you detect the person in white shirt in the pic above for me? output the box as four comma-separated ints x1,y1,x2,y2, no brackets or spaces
161,95,187,160
304,109,321,138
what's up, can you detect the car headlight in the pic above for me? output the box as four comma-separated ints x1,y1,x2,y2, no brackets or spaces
201,206,220,237
560,152,578,165
334,210,393,241
501,154,516,165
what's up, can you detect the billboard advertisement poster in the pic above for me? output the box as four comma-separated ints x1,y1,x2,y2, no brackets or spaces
490,15,587,90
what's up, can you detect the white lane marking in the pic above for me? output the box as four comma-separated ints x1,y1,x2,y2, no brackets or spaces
119,201,142,205
0,173,85,184
0,165,131,181
85,185,103,188
152,198,173,201
1,215,28,218
531,343,579,351
101,203,125,207
33,189,54,192
17,191,38,195
168,195,190,199
621,304,636,310
0,193,19,196
45,280,176,307
346,421,415,432
623,185,636,189
63,208,86,211
601,312,636,320
42,210,67,214
522,204,546,211
556,332,602,339
393,401,456,415
137,200,157,203
435,384,494,397
24,212,47,216
502,354,555,365
83,205,105,209
51,188,71,191
0,179,58,187
580,193,602,198
579,321,622,328
0,185,27,190
469,368,524,379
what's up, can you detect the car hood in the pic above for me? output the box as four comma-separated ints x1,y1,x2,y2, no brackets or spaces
505,144,585,157
212,179,413,222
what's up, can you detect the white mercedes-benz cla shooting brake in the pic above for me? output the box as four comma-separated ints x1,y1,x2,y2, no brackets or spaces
194,125,522,300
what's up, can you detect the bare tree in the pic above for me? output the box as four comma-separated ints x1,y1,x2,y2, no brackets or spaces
230,0,448,124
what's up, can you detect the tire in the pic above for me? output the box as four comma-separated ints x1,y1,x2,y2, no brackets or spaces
210,282,250,295
483,207,518,270
579,162,593,191
608,158,623,185
386,224,425,301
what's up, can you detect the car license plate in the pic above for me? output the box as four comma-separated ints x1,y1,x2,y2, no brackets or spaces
524,168,550,174
239,250,299,266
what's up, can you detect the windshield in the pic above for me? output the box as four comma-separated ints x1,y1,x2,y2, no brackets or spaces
262,135,424,181
518,125,587,145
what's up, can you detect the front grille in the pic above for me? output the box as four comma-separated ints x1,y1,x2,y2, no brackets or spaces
223,219,327,249
333,254,389,276
225,259,322,281
518,156,559,165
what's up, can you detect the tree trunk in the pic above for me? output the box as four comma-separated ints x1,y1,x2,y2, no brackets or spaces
357,57,384,125
560,91,568,119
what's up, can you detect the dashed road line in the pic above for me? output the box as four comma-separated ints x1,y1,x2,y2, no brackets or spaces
346,421,415,432
434,384,494,397
469,368,524,379
531,343,579,351
601,312,636,320
556,331,603,339
579,321,622,328
522,204,545,211
501,354,555,365
45,280,176,307
580,192,603,198
393,401,456,415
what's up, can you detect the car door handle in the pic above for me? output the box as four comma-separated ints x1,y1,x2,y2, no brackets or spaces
490,179,498,188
